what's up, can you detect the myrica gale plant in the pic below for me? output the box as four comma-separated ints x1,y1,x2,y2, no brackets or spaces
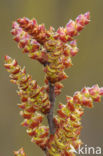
4,12,103,156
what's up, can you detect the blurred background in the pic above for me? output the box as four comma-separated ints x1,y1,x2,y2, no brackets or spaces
0,0,103,155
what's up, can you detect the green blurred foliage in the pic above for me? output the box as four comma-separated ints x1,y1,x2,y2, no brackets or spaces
0,0,103,155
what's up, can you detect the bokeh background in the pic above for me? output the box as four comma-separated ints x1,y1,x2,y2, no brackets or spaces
0,0,103,155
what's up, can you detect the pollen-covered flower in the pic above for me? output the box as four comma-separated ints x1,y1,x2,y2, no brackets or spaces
43,39,78,83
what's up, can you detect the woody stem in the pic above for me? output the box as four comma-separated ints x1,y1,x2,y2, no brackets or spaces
47,81,55,135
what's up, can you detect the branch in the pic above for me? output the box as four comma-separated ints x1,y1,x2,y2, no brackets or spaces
47,81,55,135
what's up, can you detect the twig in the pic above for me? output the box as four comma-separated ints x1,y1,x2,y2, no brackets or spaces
47,81,55,135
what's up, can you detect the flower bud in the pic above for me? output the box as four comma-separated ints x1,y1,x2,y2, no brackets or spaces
14,148,26,156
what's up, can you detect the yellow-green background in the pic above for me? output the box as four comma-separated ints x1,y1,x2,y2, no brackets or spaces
0,0,103,155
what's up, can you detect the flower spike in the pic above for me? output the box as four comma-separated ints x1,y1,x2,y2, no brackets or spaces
4,56,50,150
57,12,90,42
17,17,51,44
48,85,103,155
11,22,48,65
4,56,50,113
